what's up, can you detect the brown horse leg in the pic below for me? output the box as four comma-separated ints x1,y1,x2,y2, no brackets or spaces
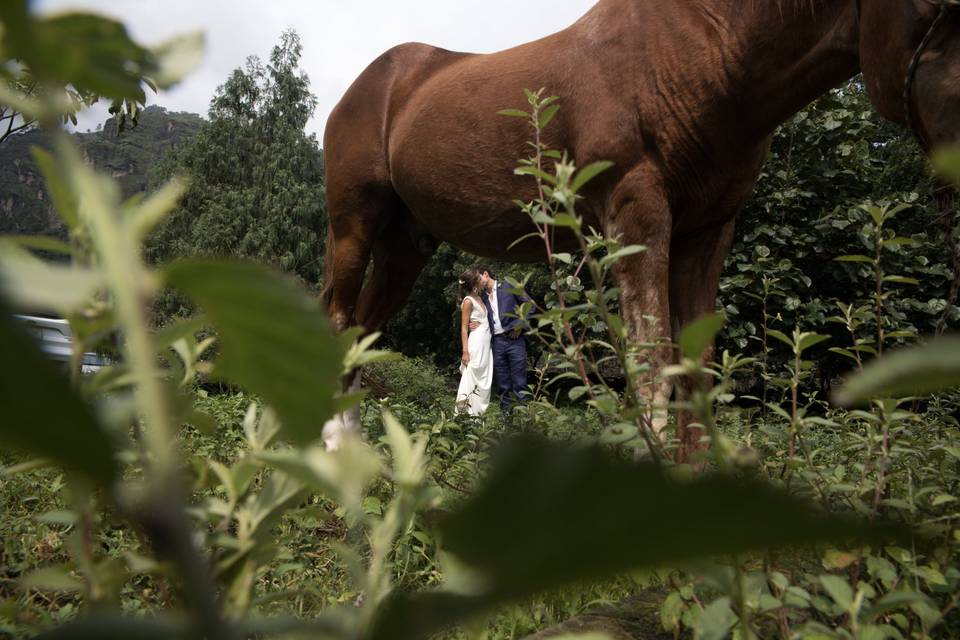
605,166,674,442
355,215,432,332
668,219,737,460
319,189,398,449
320,189,397,332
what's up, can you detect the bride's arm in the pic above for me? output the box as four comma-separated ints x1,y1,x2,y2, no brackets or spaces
460,299,472,366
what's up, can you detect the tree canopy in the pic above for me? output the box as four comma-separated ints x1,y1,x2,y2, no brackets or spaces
147,30,327,287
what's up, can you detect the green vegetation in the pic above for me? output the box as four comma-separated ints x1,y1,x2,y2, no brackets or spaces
1,5,960,640
146,30,327,289
0,106,203,239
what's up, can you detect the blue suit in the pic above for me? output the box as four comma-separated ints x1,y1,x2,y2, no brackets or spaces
483,282,531,417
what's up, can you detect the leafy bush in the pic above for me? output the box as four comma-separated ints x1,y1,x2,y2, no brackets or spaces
363,355,454,409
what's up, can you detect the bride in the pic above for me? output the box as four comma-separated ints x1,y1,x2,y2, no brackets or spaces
455,267,493,415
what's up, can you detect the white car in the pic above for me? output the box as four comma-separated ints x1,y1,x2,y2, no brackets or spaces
14,314,111,374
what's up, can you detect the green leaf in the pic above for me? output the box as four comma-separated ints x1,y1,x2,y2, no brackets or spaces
3,10,154,101
599,423,639,445
660,592,685,631
695,597,736,640
244,471,305,540
882,275,919,285
506,232,543,251
0,235,74,256
863,204,886,228
383,410,427,487
125,177,188,240
766,329,794,349
370,439,903,640
497,108,529,118
0,299,117,488
533,211,580,228
257,441,381,507
551,213,581,228
150,32,204,89
881,237,918,248
514,165,558,185
797,333,830,353
678,312,725,359
829,347,859,361
0,243,103,314
866,556,897,583
863,590,937,621
571,161,615,194
933,145,960,185
164,260,344,446
20,566,83,592
835,255,874,263
31,146,80,229
598,244,646,270
834,336,960,406
819,575,853,610
538,103,560,129
342,331,398,371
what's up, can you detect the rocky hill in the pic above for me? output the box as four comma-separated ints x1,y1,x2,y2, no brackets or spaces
0,105,204,238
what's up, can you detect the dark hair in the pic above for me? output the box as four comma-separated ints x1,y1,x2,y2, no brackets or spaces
459,267,483,298
475,265,495,280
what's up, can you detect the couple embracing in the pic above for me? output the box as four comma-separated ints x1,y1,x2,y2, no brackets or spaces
455,266,531,419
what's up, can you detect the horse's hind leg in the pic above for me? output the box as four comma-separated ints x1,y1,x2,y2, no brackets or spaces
320,189,392,332
356,213,433,332
320,207,430,451
319,187,395,449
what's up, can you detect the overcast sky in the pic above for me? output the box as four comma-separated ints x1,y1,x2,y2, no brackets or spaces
34,0,596,138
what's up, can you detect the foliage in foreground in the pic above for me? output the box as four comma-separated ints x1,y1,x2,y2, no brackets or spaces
0,96,901,640
2,6,960,640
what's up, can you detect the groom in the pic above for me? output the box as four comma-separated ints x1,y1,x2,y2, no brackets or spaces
477,267,531,419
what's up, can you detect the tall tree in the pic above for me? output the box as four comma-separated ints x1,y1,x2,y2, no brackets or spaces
147,30,326,286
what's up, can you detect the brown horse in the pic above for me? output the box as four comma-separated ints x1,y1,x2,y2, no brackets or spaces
320,0,960,448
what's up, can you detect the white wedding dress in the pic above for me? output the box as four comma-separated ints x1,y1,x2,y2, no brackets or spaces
455,296,493,416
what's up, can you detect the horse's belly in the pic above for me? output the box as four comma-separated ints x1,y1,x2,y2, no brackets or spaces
399,191,570,261
390,133,566,260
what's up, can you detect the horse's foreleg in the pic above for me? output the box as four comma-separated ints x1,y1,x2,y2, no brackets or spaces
669,219,737,459
606,167,674,441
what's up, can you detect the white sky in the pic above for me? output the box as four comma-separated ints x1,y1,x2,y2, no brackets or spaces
35,0,597,139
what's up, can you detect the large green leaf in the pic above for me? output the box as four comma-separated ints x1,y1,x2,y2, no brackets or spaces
833,336,960,406
678,312,725,359
0,243,102,314
0,299,116,487
163,259,344,446
370,439,902,639
932,145,960,186
696,597,736,640
0,4,153,101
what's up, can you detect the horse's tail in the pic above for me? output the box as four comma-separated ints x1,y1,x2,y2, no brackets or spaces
319,226,336,311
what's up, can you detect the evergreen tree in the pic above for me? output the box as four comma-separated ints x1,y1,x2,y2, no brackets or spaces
147,30,326,286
